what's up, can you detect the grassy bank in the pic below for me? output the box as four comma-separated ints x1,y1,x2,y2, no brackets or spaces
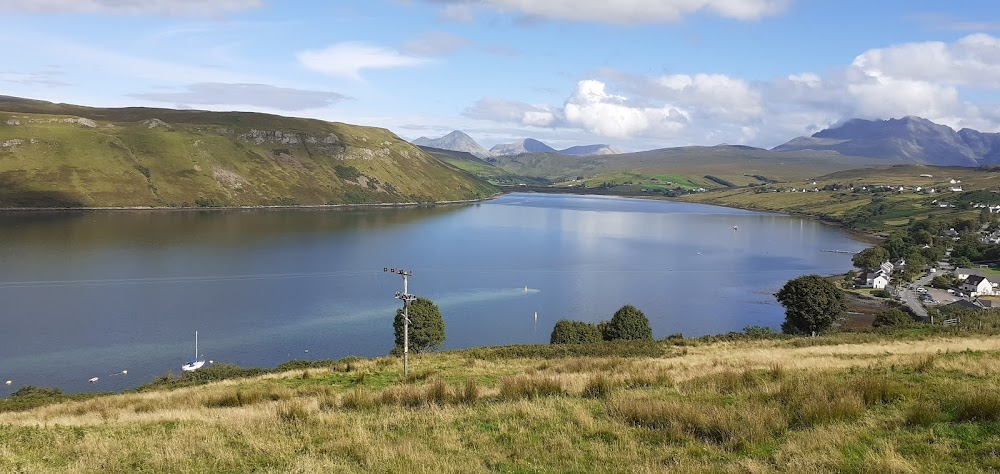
4,333,1000,472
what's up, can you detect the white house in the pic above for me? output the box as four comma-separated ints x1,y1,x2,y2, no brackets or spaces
950,186,964,192
962,275,994,297
880,261,894,275
866,272,890,289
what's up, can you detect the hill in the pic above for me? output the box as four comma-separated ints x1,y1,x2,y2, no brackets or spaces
417,145,547,186
490,138,621,157
489,138,557,156
0,96,496,207
411,130,494,160
4,330,1000,472
774,116,1000,166
559,144,622,156
489,144,883,189
681,164,1000,234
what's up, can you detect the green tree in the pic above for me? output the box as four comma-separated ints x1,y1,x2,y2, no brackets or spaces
776,275,846,336
852,246,889,271
393,297,445,354
550,320,602,344
872,308,913,328
601,305,653,341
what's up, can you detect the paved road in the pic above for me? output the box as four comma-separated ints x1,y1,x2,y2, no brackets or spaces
900,272,934,321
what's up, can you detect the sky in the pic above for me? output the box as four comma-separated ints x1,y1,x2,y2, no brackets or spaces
2,0,1000,152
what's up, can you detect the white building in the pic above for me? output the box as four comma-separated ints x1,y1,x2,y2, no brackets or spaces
962,275,994,297
866,272,890,289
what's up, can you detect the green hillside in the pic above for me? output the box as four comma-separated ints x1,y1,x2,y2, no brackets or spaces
488,145,887,189
417,145,549,186
0,96,497,207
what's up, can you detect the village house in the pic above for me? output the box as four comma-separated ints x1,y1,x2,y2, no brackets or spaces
962,275,994,297
866,271,890,289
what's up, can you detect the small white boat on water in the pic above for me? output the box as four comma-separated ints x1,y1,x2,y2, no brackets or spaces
181,331,205,372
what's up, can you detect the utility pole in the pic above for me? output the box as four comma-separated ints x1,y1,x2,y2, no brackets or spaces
384,267,416,377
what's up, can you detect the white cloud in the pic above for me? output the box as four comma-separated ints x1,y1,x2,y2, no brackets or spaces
0,0,261,16
297,42,430,80
465,34,1000,148
424,0,791,24
463,99,557,127
653,73,762,120
563,80,687,138
850,33,1000,88
129,83,351,111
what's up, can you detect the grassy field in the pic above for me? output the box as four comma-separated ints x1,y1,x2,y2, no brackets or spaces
488,145,886,188
680,165,1000,234
5,332,1000,472
0,97,497,207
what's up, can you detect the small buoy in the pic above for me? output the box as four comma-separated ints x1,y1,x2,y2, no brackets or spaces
209,360,214,364
88,377,99,384
4,380,10,386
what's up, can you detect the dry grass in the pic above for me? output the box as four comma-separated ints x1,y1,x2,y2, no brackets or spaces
4,335,1000,472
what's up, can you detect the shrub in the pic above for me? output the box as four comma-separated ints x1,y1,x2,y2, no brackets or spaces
872,308,913,328
776,275,845,336
550,320,603,344
602,305,653,341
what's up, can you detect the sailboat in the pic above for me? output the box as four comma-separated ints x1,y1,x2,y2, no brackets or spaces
181,331,205,372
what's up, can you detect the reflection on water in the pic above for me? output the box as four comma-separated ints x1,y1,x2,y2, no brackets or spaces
0,193,866,393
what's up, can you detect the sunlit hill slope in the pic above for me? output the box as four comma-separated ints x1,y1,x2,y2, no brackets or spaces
0,96,497,208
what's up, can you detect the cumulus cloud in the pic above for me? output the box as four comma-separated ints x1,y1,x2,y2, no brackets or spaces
0,0,261,16
563,80,687,138
129,83,350,111
401,32,473,56
297,42,430,80
466,33,1000,147
850,33,1000,88
423,0,791,24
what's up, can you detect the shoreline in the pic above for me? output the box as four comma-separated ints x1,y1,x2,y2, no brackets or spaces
0,194,504,213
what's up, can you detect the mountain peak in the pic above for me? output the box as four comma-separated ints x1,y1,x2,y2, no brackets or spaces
489,138,557,156
777,115,999,166
411,130,493,159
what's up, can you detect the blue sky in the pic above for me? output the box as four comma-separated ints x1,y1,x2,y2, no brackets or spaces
2,0,999,151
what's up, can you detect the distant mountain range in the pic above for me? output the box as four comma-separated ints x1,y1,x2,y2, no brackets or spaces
412,130,494,160
774,116,1000,166
412,131,621,158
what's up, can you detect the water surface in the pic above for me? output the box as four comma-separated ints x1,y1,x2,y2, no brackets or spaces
0,193,867,393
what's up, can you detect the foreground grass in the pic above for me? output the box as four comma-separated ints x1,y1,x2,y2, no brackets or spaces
4,336,1000,472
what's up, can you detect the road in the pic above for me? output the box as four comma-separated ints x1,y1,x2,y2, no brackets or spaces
900,272,934,321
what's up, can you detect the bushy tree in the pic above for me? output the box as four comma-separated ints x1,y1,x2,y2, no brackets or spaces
852,246,889,271
550,320,602,344
872,308,913,328
776,275,845,336
393,297,445,354
601,305,653,341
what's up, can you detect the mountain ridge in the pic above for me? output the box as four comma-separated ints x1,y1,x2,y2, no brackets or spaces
412,130,494,159
774,116,1000,166
0,96,496,207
